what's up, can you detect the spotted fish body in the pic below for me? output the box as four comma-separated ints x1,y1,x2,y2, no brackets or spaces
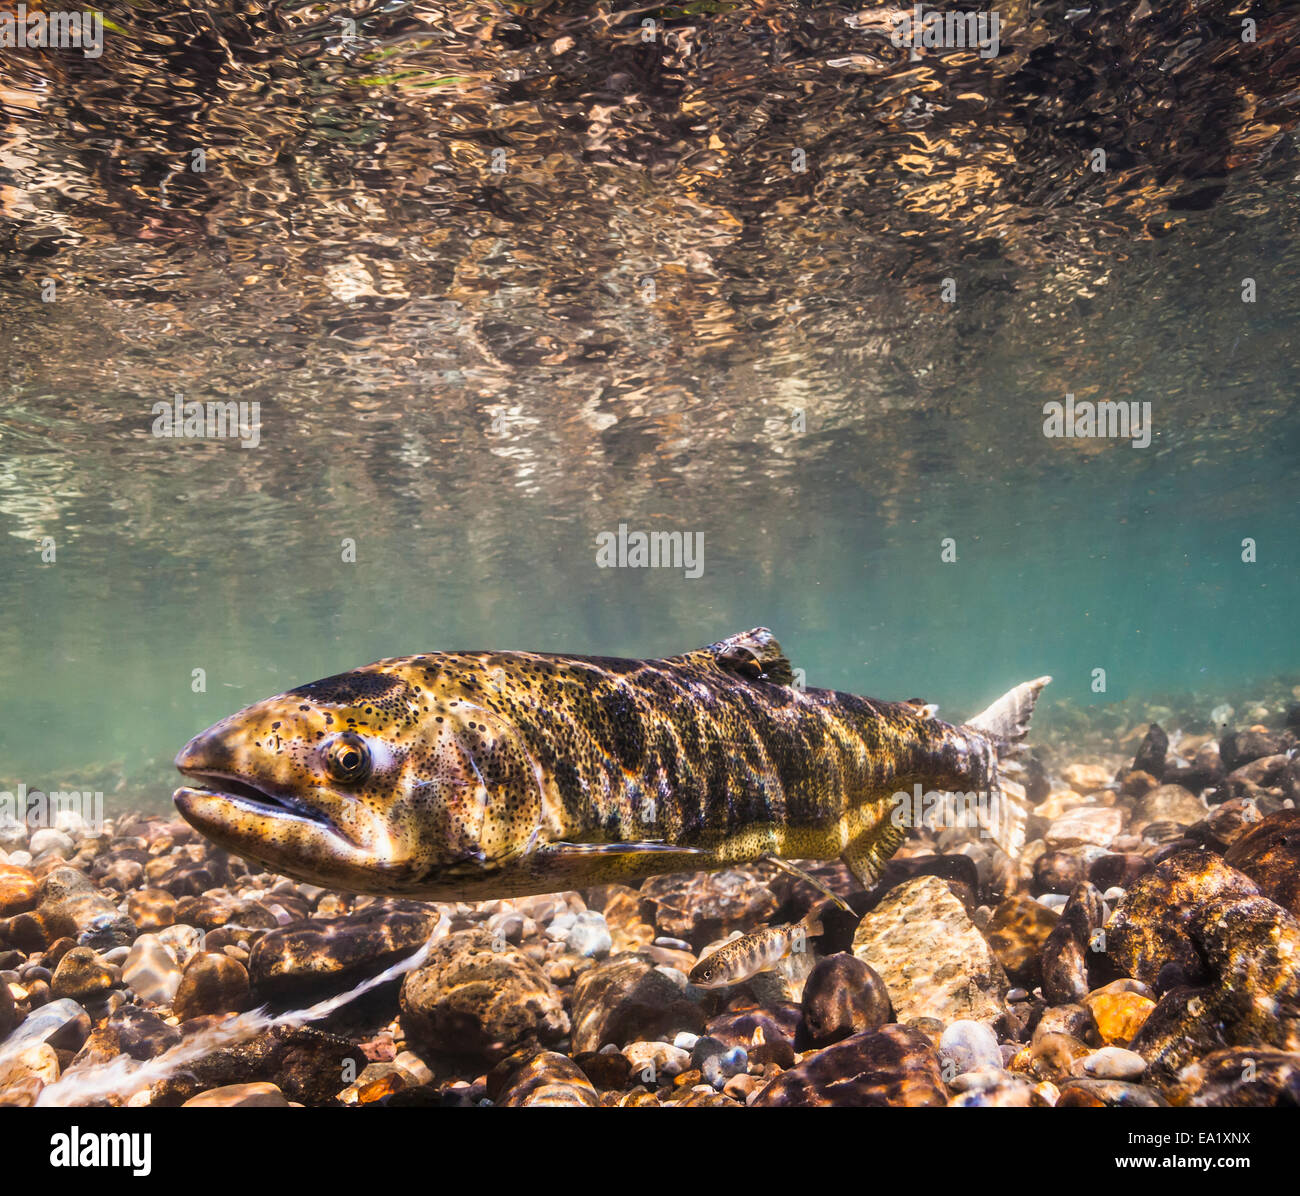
689,909,826,989
173,628,1049,901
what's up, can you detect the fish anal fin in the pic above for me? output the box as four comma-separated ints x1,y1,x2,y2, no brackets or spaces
842,823,907,888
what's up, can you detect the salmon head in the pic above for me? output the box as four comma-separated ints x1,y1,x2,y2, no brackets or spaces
172,661,545,895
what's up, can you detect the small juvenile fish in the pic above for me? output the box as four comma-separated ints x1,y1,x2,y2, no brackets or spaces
688,908,827,989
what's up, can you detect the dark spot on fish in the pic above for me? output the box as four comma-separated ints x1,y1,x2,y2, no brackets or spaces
288,670,401,706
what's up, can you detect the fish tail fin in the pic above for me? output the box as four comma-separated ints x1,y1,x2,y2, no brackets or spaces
963,675,1051,860
799,909,826,939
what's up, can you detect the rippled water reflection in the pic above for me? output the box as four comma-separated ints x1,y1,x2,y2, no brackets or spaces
0,1,1297,801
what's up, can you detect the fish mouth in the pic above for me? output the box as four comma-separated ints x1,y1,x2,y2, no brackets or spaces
173,769,337,831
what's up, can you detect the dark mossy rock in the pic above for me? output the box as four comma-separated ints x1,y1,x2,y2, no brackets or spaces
149,1024,363,1106
750,1024,946,1107
1223,809,1300,916
1164,744,1225,794
1186,797,1263,853
1088,852,1151,891
571,1049,632,1090
1216,755,1296,806
1132,724,1169,780
1107,852,1258,987
49,946,115,1002
799,952,892,1046
71,1004,181,1067
249,902,444,998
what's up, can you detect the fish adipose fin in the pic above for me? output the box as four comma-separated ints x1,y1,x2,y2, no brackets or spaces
964,675,1052,860
706,627,795,685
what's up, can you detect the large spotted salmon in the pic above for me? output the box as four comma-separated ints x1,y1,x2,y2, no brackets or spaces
173,628,1049,900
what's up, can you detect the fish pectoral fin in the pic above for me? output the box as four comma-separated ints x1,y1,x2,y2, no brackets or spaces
545,840,705,858
706,627,795,686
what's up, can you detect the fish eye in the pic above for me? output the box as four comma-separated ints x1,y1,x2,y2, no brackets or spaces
325,733,371,784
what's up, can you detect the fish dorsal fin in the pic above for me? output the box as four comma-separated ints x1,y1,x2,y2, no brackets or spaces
706,627,795,686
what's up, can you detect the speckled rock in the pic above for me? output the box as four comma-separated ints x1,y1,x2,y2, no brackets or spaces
1107,852,1259,987
400,929,568,1060
570,956,705,1053
622,1039,691,1079
173,951,251,1020
1081,1046,1147,1079
1223,810,1300,916
947,1068,1052,1107
985,895,1059,985
638,869,778,950
939,1020,1002,1078
1122,859,1300,1091
1034,851,1089,895
50,946,115,1002
852,875,1008,1023
750,1024,946,1107
492,1049,600,1107
250,903,444,998
800,953,891,1046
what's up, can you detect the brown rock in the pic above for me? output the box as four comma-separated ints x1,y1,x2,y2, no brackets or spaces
986,895,1059,984
800,953,891,1046
570,956,704,1053
750,1024,946,1107
173,952,251,1020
